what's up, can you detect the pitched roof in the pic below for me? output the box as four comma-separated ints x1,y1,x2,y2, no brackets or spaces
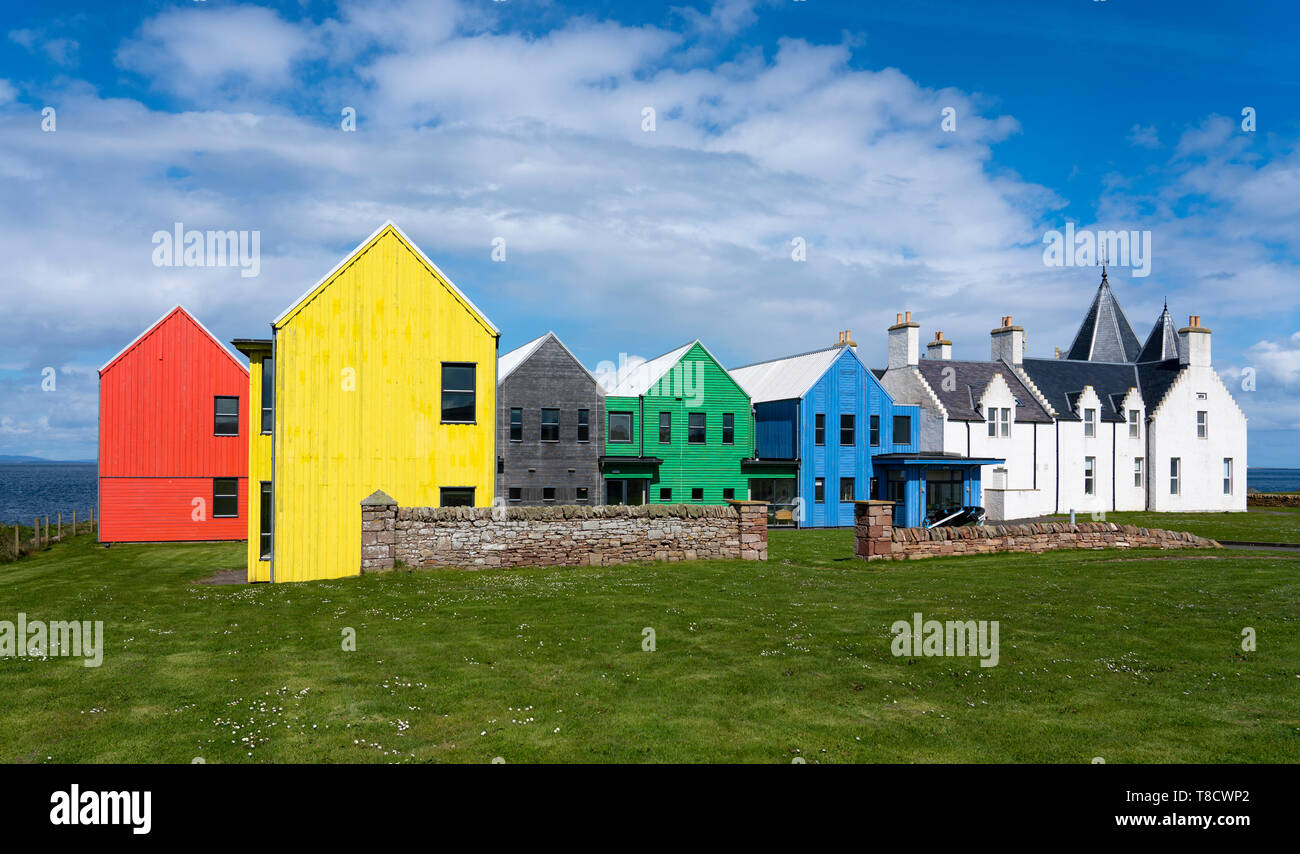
272,221,498,335
1020,358,1145,422
1138,304,1182,363
729,346,852,403
99,305,248,376
1065,271,1142,362
914,359,1054,423
602,341,697,396
497,331,598,385
1136,358,1184,415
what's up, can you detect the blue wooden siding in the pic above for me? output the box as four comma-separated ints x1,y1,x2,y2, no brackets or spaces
754,399,798,459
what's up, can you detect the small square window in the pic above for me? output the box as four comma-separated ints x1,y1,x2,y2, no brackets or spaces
508,487,522,502
439,487,475,507
659,487,672,501
540,408,560,442
542,487,556,502
576,487,589,503
213,478,238,518
723,488,735,500
609,412,634,443
214,396,239,437
691,487,703,501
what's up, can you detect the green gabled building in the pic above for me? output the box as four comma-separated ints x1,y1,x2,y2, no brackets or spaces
599,340,752,505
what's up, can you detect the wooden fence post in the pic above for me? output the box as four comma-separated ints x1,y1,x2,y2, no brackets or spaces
33,517,39,548
72,510,77,534
58,512,62,540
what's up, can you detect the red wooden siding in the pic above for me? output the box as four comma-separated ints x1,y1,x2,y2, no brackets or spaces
98,307,249,542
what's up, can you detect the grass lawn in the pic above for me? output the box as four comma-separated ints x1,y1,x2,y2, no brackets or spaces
1044,506,1300,544
1,530,1297,763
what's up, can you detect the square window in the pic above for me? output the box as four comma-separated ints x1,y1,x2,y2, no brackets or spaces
691,487,703,501
213,478,238,518
659,487,672,501
688,412,705,444
508,487,522,502
540,408,560,442
439,487,475,507
441,363,476,423
723,488,735,500
509,408,522,441
576,487,589,503
542,487,556,502
609,412,634,443
214,396,239,437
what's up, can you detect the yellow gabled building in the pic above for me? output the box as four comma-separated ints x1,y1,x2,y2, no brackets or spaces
234,222,499,582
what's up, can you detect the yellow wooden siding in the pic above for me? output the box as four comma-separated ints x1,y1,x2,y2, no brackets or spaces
245,354,273,582
270,226,497,582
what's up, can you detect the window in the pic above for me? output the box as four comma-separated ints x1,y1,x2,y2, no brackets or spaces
840,414,855,446
258,482,272,560
1083,408,1096,437
814,477,825,503
497,457,504,474
440,487,475,507
1170,458,1180,495
609,412,633,443
214,396,239,437
1223,458,1233,495
893,414,911,442
659,411,672,443
1196,410,1208,439
260,357,273,434
577,409,590,442
441,363,476,423
723,488,735,500
722,413,735,445
691,487,703,501
576,487,589,503
999,408,1011,437
542,487,556,503
840,477,854,501
213,478,238,518
540,408,560,442
1083,457,1095,496
815,413,825,446
509,408,523,441
659,487,672,501
508,487,522,503
1128,409,1140,438
870,415,880,447
688,412,705,444
987,407,997,437
1134,457,1143,488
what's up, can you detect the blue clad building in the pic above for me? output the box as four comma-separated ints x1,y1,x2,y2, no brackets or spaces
732,334,923,527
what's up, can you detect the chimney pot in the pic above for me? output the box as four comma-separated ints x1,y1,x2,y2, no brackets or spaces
905,310,912,322
896,312,903,324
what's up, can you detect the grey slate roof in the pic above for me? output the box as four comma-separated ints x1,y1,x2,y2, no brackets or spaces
1020,358,1145,422
1065,272,1142,362
1136,358,1184,415
1138,305,1182,363
914,359,1054,424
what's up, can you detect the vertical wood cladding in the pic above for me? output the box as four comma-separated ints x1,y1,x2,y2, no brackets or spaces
496,335,605,505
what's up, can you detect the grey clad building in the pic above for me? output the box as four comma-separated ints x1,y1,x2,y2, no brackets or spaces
496,332,606,506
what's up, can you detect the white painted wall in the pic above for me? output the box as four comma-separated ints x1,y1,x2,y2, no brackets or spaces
1147,365,1247,512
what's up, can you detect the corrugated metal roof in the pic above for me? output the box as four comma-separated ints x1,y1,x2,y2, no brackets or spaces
603,341,696,396
497,332,550,382
729,346,848,403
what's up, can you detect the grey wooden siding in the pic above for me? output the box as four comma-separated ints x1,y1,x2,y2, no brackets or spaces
497,336,606,505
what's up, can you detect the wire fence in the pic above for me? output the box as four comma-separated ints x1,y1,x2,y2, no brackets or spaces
1,510,96,562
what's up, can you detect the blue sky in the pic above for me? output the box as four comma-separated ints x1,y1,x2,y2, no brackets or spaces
1,0,1298,464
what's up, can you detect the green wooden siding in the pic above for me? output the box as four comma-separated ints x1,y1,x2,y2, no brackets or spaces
605,342,752,503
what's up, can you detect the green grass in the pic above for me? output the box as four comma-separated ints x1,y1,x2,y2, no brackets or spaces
1045,506,1300,544
1,530,1297,763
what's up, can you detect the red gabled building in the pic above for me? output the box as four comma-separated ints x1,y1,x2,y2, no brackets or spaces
98,306,249,542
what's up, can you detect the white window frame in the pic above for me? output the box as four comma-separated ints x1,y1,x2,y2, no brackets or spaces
1128,409,1139,438
1083,456,1095,496
1084,408,1096,438
1196,410,1208,439
1223,458,1233,495
999,407,1011,437
1170,457,1181,495
1134,457,1143,488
